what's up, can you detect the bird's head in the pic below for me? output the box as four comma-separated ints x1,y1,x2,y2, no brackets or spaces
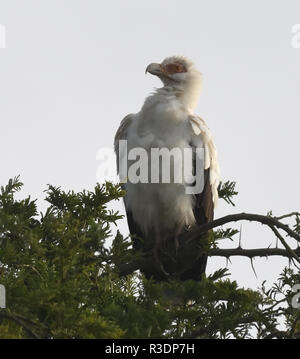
145,56,202,110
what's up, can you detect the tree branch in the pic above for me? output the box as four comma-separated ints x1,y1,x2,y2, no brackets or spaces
275,212,300,221
210,247,300,259
185,212,300,244
269,226,300,265
118,212,300,277
118,247,300,277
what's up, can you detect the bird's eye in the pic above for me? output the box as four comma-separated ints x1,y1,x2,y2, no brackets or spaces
165,63,187,74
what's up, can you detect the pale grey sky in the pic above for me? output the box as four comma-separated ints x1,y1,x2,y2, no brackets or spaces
0,0,300,290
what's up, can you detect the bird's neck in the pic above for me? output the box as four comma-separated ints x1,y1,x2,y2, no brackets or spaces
141,79,202,118
161,81,201,113
175,85,201,113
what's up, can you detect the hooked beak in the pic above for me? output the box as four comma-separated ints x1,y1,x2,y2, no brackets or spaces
145,63,165,77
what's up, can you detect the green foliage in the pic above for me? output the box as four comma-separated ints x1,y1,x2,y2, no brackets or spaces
0,177,299,339
0,176,125,339
218,181,238,206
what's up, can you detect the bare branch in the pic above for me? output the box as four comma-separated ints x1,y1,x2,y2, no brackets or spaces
275,212,300,221
118,247,300,277
209,247,300,259
269,226,300,265
186,212,300,244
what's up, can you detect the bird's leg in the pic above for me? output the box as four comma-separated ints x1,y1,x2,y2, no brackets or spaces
153,235,169,277
174,223,184,256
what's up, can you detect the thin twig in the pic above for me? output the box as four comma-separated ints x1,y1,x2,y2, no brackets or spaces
275,212,300,221
186,213,300,244
269,226,300,265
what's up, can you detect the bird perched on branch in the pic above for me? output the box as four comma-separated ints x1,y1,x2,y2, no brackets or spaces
114,56,220,281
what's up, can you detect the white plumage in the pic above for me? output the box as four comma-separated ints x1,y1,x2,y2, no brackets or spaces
115,56,220,246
